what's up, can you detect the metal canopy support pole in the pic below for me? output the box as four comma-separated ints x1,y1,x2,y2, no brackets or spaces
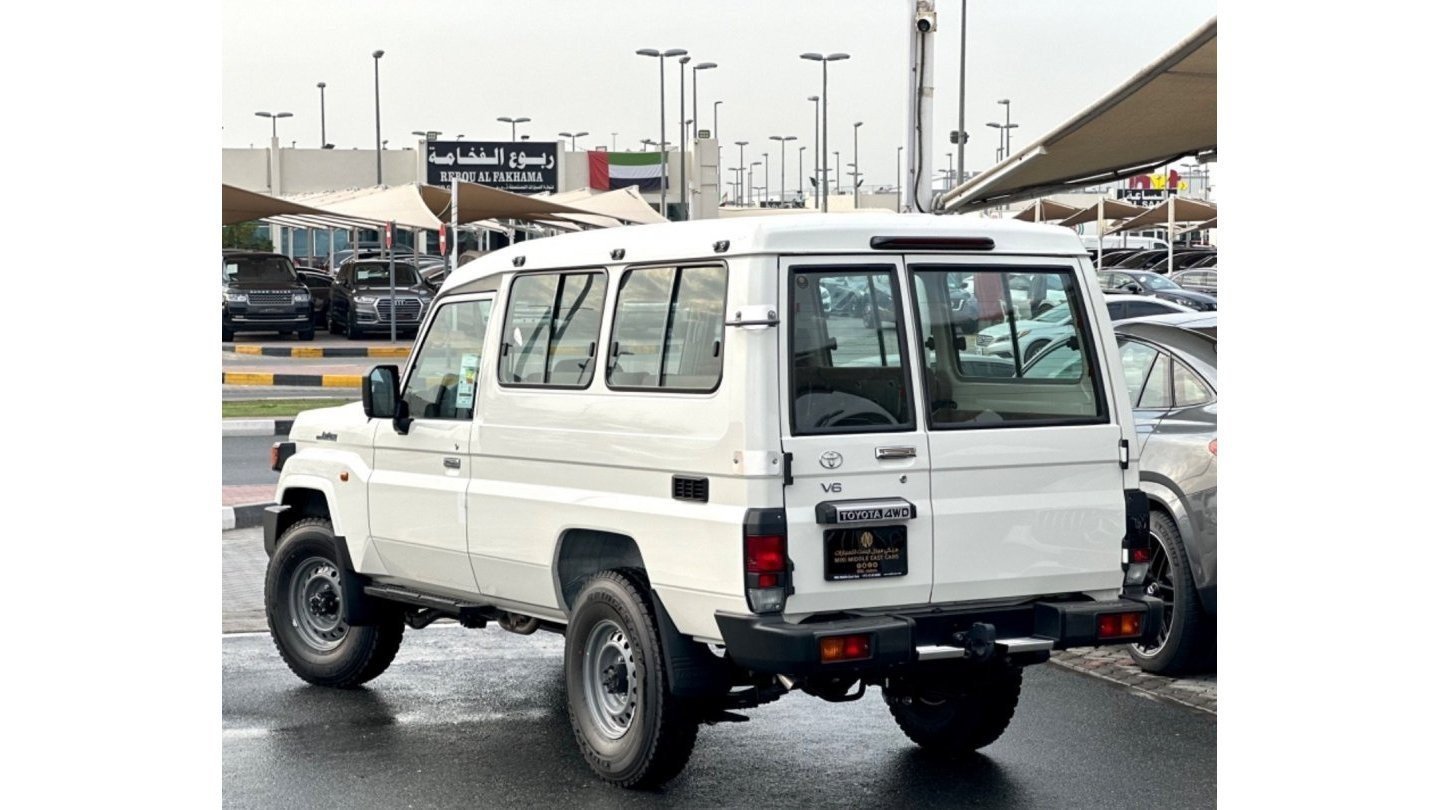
388,221,396,343
1167,195,1175,271
1096,199,1105,270
679,61,688,220
450,178,460,275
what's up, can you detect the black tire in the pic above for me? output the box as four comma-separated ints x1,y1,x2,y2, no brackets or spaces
1022,339,1050,363
345,314,364,341
564,568,699,789
222,327,234,343
885,664,1023,756
1128,509,1212,675
298,327,316,341
265,517,404,688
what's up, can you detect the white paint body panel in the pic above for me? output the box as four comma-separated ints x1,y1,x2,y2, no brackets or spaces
275,215,1136,643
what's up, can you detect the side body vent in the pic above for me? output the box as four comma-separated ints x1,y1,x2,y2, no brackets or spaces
672,475,709,503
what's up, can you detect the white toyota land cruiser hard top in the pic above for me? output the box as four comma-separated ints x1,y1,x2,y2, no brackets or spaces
263,214,1160,789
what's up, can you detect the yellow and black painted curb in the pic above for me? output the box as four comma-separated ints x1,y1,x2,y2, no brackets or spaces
231,345,410,358
223,372,364,388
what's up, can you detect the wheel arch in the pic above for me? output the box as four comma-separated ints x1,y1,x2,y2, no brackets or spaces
551,528,648,616
1137,475,1212,612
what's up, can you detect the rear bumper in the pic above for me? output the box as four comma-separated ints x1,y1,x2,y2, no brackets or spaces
715,595,1162,675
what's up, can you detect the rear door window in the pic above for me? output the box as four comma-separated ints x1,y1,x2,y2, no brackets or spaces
499,271,606,388
790,266,914,434
607,264,727,391
910,266,1107,428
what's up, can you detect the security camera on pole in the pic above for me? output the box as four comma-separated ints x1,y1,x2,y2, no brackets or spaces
903,1,937,212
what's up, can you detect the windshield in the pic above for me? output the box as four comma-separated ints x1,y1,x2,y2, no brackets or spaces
224,256,295,285
1034,304,1073,324
353,263,420,287
1142,274,1181,291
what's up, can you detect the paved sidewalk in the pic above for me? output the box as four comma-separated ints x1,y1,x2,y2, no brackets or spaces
1051,647,1217,714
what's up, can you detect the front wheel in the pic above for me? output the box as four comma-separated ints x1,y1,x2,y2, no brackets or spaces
564,569,699,789
885,664,1023,756
265,518,404,688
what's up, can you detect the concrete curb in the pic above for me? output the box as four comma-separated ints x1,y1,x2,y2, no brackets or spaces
222,418,295,437
232,345,410,358
223,372,363,388
222,503,270,531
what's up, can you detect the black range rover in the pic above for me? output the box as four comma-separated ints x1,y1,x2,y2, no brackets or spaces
222,252,314,342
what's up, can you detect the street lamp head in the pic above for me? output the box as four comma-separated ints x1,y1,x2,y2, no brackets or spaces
825,53,851,61
276,112,292,119
558,131,573,138
854,121,863,128
575,131,589,137
695,62,717,70
317,82,326,89
986,122,1003,128
998,98,1010,105
254,111,272,118
679,55,691,65
372,50,384,59
735,140,748,146
663,48,688,57
516,117,531,124
800,52,823,61
636,48,660,57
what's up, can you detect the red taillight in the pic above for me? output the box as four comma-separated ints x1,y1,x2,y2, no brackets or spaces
1097,611,1145,640
1131,546,1151,564
819,633,873,663
1208,438,1216,456
745,535,786,573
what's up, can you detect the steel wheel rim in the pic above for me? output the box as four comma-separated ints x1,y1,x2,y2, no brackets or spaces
1130,530,1175,657
289,555,348,652
582,619,638,740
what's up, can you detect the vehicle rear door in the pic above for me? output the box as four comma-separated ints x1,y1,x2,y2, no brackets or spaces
907,258,1125,604
779,258,934,614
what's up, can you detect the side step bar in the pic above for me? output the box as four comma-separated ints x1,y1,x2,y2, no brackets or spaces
363,584,499,627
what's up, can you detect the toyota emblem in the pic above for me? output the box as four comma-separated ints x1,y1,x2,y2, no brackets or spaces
819,451,843,470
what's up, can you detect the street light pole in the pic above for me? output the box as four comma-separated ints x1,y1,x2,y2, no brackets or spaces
255,111,293,140
316,82,327,147
679,55,690,219
558,131,589,151
712,100,723,140
762,152,769,205
852,121,863,197
998,98,1012,157
372,50,384,184
769,136,796,206
497,116,530,141
636,48,687,218
958,0,967,188
749,161,761,206
800,52,850,212
807,95,820,207
798,145,806,206
692,62,717,139
734,141,748,204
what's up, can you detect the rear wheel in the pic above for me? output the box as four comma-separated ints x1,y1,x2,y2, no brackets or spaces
345,314,363,341
1127,509,1212,675
265,518,404,688
885,664,1023,755
298,327,315,341
564,569,699,788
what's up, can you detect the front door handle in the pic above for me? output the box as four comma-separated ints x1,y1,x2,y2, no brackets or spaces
443,457,461,469
875,446,917,460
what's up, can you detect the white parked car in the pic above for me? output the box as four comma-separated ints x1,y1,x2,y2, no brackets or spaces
262,215,1160,789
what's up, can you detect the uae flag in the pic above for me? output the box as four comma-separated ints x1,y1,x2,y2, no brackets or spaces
589,150,666,191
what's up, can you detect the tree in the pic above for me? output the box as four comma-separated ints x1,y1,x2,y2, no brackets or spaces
222,221,272,251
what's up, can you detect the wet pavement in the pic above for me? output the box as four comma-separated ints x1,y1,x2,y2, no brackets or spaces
223,627,1216,808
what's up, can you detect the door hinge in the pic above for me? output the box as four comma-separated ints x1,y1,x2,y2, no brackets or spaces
782,452,794,487
1119,439,1130,470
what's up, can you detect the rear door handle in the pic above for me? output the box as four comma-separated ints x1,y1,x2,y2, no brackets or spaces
875,446,916,460
443,457,461,469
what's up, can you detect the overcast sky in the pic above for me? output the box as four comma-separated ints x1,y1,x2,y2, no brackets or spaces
223,0,1215,186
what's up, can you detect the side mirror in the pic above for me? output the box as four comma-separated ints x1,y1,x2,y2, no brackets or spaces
1126,284,1142,294
363,364,399,419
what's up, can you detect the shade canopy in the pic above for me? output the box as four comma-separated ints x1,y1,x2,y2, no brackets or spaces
1010,198,1082,222
1180,215,1218,234
1107,197,1218,233
222,184,377,227
1054,198,1147,229
939,17,1216,213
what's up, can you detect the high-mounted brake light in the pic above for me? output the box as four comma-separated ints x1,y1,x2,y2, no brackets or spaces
743,509,790,614
869,235,995,251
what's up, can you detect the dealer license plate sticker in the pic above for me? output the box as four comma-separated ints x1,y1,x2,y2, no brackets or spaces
824,526,907,581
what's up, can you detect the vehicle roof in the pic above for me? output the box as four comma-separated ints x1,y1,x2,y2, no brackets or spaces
1105,293,1188,306
223,251,288,259
440,214,1086,295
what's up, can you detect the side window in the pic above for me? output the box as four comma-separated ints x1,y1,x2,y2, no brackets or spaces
608,264,726,391
500,271,606,387
1118,340,1160,407
402,299,493,420
1174,360,1212,406
1106,300,1127,320
790,266,913,434
911,267,1106,427
1137,352,1172,409
1130,301,1173,318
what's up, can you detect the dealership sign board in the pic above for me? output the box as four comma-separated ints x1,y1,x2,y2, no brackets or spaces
425,140,558,193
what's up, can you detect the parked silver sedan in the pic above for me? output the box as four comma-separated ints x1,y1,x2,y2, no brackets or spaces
1112,319,1217,675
